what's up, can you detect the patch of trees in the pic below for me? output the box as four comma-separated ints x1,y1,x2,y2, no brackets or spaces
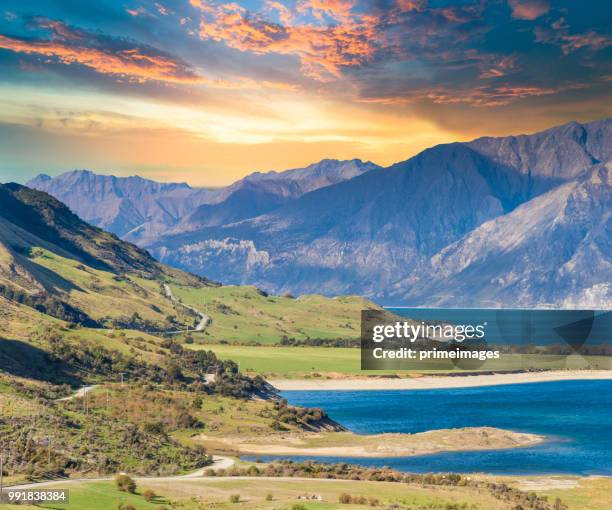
279,336,360,347
48,337,167,383
164,340,271,399
100,312,161,332
0,283,96,326
115,474,136,493
0,404,212,480
339,493,380,506
272,398,343,431
3,376,72,401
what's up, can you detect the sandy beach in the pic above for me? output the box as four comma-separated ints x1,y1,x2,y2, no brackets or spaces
270,370,612,391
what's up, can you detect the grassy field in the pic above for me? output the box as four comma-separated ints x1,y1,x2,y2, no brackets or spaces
529,477,612,510
0,477,512,510
169,283,375,344
499,476,612,510
1,475,607,510
191,344,368,376
190,344,611,377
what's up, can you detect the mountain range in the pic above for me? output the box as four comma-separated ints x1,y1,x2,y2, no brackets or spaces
28,159,378,246
26,119,611,308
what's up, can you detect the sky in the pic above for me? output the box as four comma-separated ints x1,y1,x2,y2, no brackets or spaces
0,0,610,187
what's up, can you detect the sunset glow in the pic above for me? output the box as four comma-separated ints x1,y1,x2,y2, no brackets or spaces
0,0,610,185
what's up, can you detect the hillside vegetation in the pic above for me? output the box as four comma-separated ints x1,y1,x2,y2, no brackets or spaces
170,284,375,344
0,183,377,342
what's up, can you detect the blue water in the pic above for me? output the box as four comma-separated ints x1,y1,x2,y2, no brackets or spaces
253,380,612,475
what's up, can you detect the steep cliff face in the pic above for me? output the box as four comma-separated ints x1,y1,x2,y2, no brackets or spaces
393,164,612,308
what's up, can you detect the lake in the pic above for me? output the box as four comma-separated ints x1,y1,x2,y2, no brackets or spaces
257,380,612,475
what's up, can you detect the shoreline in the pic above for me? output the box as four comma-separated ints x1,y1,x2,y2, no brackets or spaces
270,370,612,391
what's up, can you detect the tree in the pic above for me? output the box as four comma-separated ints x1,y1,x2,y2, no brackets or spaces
339,493,352,504
115,474,136,493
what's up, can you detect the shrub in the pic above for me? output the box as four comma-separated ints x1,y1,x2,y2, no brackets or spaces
339,493,352,504
143,421,166,435
115,474,136,493
292,505,307,510
143,489,156,502
229,494,240,503
266,493,273,501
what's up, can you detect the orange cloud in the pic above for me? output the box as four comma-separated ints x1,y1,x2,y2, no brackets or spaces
508,0,549,21
0,34,201,83
479,55,518,78
0,18,297,90
535,23,611,56
192,1,382,81
265,1,294,25
0,18,203,84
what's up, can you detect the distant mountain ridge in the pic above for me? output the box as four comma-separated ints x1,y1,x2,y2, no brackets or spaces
24,119,612,307
28,159,379,245
170,159,379,235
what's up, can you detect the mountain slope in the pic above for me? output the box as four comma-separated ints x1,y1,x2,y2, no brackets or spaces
0,182,207,328
394,164,612,308
172,159,379,233
468,119,611,182
150,119,611,306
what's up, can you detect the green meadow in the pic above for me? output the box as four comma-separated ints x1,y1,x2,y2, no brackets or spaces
169,283,373,344
192,344,611,377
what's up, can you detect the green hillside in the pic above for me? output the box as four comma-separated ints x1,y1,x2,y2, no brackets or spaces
0,183,377,341
170,284,375,344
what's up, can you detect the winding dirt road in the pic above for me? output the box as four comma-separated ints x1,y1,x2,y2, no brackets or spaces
163,283,210,333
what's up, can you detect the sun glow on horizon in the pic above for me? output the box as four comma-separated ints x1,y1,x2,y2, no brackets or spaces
0,0,610,185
